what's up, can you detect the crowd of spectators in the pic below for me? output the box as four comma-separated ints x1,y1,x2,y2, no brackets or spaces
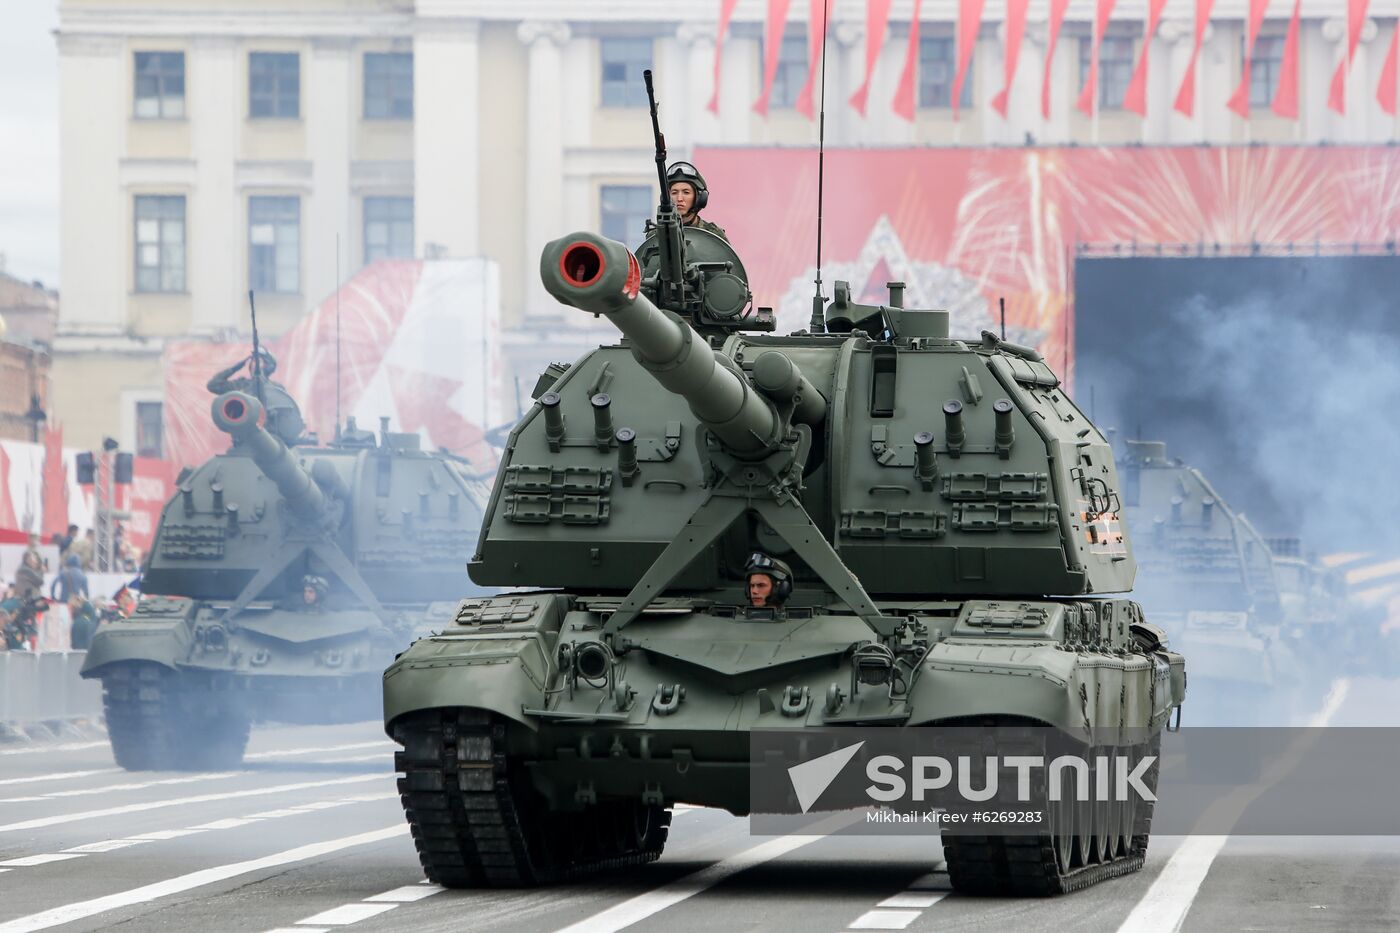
0,531,140,652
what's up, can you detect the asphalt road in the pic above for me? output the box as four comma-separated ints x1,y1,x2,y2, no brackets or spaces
1,680,1398,933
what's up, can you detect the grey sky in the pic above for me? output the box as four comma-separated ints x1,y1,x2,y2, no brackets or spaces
0,1,60,288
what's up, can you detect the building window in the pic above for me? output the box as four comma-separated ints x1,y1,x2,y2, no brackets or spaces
134,195,185,293
134,52,185,119
1249,35,1286,109
759,32,808,110
1078,36,1136,110
249,52,299,118
600,38,652,107
364,196,414,263
364,52,413,119
918,37,973,109
248,196,300,294
600,185,652,250
135,401,163,459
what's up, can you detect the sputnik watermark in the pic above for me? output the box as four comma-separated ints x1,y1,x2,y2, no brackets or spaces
785,743,1157,814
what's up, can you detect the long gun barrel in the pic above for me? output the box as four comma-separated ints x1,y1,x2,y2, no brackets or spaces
211,392,328,521
541,233,824,457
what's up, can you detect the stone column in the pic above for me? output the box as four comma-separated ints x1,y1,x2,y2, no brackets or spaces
677,22,719,149
415,17,481,259
518,21,570,319
305,38,353,305
56,33,125,334
189,36,238,335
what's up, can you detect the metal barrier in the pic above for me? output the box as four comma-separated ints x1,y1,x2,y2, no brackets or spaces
0,651,103,726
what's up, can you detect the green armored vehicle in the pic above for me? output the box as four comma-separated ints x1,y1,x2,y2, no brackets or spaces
1118,440,1300,724
384,111,1185,893
83,351,491,770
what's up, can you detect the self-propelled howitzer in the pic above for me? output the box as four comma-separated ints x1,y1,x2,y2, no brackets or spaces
385,232,1186,896
83,359,492,771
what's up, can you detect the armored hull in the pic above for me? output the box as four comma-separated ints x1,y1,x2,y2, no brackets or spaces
84,371,490,770
385,231,1185,895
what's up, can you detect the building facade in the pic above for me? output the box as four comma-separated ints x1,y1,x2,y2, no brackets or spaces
54,0,1400,452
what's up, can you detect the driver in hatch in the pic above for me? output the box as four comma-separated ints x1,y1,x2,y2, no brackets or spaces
745,552,792,609
301,575,329,612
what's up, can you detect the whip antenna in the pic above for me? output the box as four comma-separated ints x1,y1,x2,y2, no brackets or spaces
335,233,343,440
808,0,831,335
247,289,265,407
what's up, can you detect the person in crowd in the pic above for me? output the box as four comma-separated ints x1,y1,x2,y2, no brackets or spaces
68,595,98,651
51,524,79,558
50,553,89,603
0,606,10,651
14,551,45,601
70,529,95,571
22,533,47,573
114,587,137,618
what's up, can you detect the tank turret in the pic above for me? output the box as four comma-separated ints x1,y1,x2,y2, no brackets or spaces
211,391,334,523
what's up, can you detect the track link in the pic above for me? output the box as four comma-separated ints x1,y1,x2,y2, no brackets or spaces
100,662,250,771
942,727,1160,896
394,709,670,887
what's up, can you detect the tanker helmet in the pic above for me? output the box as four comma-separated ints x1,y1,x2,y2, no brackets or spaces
744,552,793,603
301,575,329,603
666,161,709,212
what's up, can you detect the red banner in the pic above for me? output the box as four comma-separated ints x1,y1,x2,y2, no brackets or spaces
1174,0,1215,117
707,0,742,114
795,0,831,118
1330,0,1372,113
892,0,923,120
1076,0,1118,115
849,0,893,115
753,0,795,116
953,0,984,119
1124,0,1170,115
698,145,1400,381
992,0,1030,118
1227,0,1271,117
1381,26,1400,115
1273,0,1303,118
1041,0,1071,118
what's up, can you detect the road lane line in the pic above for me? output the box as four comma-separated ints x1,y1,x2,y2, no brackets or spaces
0,743,108,757
364,884,444,903
1116,677,1352,933
0,770,119,788
0,854,85,868
244,742,391,760
295,903,398,925
848,909,921,930
554,814,853,933
0,771,244,804
876,892,946,909
0,773,390,834
0,825,408,933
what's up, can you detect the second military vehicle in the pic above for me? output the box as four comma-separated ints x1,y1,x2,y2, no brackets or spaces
83,351,491,770
383,81,1186,894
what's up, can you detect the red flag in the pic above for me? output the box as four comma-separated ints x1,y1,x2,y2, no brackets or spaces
41,425,68,541
795,0,832,118
1076,0,1118,115
1173,0,1214,116
1329,0,1371,114
753,0,794,116
952,0,984,119
850,0,893,115
1272,0,1301,117
707,0,742,114
1041,0,1071,118
1123,0,1169,115
992,0,1030,117
892,0,923,121
1226,0,1270,117
1380,25,1399,115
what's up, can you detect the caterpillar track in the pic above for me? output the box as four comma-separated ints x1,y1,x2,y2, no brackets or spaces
101,662,251,771
393,710,671,887
942,733,1160,896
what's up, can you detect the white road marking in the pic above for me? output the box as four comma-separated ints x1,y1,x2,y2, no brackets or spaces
364,884,445,903
554,814,853,933
0,773,390,834
244,742,391,761
0,742,107,757
267,929,328,933
1116,677,1352,933
0,770,118,787
0,824,408,933
191,818,260,830
130,829,204,841
0,854,85,868
877,892,947,909
62,840,150,854
0,771,243,804
848,910,922,930
295,903,398,925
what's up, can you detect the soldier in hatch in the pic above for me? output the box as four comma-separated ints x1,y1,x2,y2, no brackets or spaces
300,575,329,612
745,552,792,609
667,162,728,242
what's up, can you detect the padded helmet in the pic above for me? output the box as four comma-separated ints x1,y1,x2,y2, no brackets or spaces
744,552,793,603
301,575,329,602
666,161,709,212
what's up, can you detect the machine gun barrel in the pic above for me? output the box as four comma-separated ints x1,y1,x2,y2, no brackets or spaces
211,391,328,521
542,232,826,457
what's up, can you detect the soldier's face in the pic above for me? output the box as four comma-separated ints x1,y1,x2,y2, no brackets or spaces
303,587,318,605
748,574,773,607
670,182,696,216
